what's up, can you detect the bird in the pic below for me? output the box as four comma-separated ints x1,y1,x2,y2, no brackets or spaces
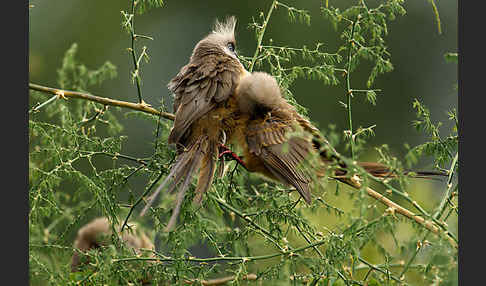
71,217,154,272
140,16,251,231
140,16,445,230
229,71,447,202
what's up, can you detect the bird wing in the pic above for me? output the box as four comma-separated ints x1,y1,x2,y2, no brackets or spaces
246,112,315,203
168,55,240,145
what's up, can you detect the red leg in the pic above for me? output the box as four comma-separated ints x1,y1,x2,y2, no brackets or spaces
219,144,247,169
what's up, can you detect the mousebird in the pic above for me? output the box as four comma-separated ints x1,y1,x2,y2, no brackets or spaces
140,16,251,231
141,17,445,230
230,72,447,203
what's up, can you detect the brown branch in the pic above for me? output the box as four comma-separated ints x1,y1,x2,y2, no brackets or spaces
29,83,175,121
341,177,457,249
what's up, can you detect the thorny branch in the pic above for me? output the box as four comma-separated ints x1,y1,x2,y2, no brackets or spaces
29,83,175,121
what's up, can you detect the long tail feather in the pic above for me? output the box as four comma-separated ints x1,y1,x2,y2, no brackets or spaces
140,137,206,217
358,162,448,179
193,142,217,205
140,135,219,231
164,152,202,231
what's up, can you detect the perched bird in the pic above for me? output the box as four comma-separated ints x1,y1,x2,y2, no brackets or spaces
141,17,445,230
230,72,447,201
71,217,154,272
140,16,250,230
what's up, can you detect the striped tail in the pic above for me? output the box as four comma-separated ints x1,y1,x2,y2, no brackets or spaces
312,138,447,180
357,162,448,179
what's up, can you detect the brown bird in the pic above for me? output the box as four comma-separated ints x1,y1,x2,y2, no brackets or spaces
141,16,445,230
229,71,447,202
140,16,250,230
71,217,154,272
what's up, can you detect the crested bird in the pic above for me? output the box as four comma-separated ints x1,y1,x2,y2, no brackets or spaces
140,16,251,230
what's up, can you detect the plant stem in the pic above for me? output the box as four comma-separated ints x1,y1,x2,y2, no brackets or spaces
358,257,408,285
113,238,327,264
209,193,285,252
428,0,442,34
345,19,358,159
121,171,165,232
129,0,144,103
249,0,277,72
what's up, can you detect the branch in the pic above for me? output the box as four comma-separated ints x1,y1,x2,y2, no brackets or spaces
345,18,358,159
342,177,457,249
209,193,285,252
249,0,277,72
184,274,257,285
29,83,175,121
113,238,326,263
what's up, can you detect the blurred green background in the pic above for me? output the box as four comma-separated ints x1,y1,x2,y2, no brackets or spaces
29,0,457,166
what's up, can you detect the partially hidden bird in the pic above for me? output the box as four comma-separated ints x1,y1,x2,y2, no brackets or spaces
231,72,446,202
71,217,154,272
140,16,446,230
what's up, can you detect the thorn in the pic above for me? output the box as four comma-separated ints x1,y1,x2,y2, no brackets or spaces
55,90,67,100
384,207,397,218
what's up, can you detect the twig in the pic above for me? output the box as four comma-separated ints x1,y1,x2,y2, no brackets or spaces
128,0,145,103
113,238,327,263
184,273,258,285
249,0,277,72
344,178,458,249
29,94,58,113
358,257,407,285
29,83,175,121
209,193,285,252
121,171,165,232
428,0,442,35
345,18,358,159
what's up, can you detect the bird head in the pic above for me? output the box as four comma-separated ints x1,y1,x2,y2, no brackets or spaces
190,16,240,62
236,72,286,115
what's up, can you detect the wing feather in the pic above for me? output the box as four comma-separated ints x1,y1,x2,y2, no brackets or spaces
247,115,314,203
167,56,240,145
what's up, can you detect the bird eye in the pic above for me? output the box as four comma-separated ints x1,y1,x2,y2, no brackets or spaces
227,42,235,53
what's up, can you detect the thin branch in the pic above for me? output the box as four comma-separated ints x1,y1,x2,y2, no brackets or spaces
184,274,257,285
249,0,277,72
29,94,58,113
428,0,442,35
113,238,327,263
121,171,165,232
342,177,457,249
358,257,407,285
129,0,144,103
345,19,358,159
209,193,285,252
29,83,175,121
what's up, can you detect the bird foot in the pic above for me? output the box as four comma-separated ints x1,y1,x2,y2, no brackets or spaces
218,144,247,169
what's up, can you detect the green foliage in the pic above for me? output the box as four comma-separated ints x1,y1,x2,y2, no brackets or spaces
134,0,164,14
406,97,458,168
29,1,458,286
